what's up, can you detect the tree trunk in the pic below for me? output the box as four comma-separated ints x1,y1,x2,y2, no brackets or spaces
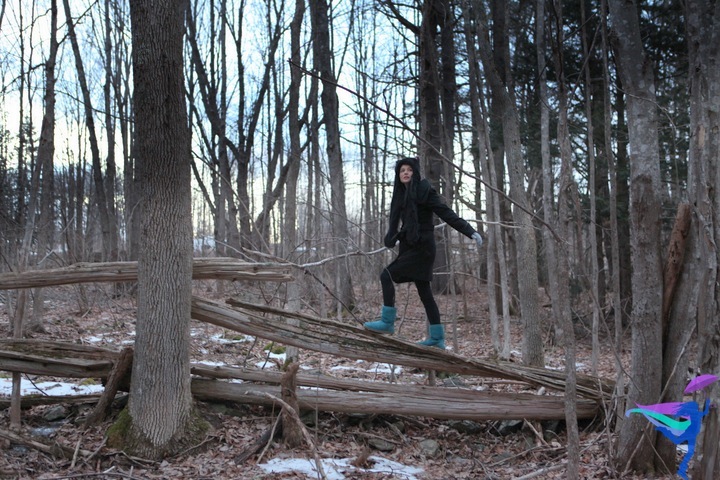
551,1,580,476
685,1,720,477
472,3,543,367
284,0,306,363
29,0,59,333
580,0,601,377
308,0,355,312
62,0,116,262
460,2,504,355
608,0,665,474
124,0,200,459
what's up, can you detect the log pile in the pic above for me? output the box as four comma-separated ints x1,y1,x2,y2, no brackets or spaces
0,340,600,421
197,297,614,400
0,259,612,424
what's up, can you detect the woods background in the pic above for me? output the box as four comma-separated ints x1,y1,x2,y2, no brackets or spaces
1,0,719,477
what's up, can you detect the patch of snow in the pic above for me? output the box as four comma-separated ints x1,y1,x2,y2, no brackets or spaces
329,365,360,372
197,360,226,367
257,455,423,480
209,333,252,344
0,378,105,397
366,363,402,375
298,386,330,392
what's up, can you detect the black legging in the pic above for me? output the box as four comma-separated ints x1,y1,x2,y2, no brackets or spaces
381,269,441,325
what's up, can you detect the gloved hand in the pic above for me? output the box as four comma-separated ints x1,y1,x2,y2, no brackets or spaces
471,231,483,248
384,231,399,248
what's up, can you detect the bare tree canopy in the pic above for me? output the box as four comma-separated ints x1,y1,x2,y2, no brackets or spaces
0,0,718,477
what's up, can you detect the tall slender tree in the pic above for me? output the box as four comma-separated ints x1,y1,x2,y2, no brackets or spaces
685,1,720,477
608,0,665,474
30,0,59,332
308,0,355,312
472,0,544,367
62,0,117,262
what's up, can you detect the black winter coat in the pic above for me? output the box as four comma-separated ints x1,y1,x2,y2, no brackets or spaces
384,178,476,283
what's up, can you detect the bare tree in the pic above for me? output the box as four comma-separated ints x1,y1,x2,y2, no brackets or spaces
685,1,720,477
608,0,665,474
308,0,355,312
472,0,544,367
29,0,59,332
550,1,580,475
62,0,117,262
580,0,602,376
460,0,510,357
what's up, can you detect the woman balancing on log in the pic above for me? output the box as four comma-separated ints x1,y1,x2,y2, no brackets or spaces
364,157,484,349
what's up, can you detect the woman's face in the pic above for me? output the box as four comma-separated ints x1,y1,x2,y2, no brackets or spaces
399,164,413,184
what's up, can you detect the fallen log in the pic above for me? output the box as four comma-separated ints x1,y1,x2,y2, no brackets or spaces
0,344,600,421
191,378,599,421
0,373,600,422
2,300,613,406
0,257,292,290
0,394,103,409
0,340,117,377
193,297,614,401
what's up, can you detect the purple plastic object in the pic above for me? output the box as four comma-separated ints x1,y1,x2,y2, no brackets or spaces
634,402,683,416
684,374,719,394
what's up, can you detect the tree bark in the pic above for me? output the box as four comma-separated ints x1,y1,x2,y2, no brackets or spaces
608,0,665,474
126,0,198,459
472,2,544,367
308,0,355,312
685,1,720,477
280,363,303,448
62,0,116,262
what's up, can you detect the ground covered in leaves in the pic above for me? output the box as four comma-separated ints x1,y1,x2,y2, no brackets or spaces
1,281,679,479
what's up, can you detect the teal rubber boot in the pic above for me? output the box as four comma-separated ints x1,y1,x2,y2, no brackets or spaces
418,324,445,349
363,306,397,334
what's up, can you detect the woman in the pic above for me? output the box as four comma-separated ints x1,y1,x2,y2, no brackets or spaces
364,157,483,349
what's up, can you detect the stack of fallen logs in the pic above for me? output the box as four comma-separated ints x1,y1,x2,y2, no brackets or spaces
0,260,613,452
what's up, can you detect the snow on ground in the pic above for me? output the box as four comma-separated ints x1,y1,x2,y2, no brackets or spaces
0,377,105,396
258,455,423,480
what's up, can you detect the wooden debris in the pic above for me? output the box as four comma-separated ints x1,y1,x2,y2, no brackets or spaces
194,297,614,400
0,339,118,377
0,257,292,290
0,341,600,421
191,378,599,421
84,346,133,427
280,363,303,448
0,427,93,459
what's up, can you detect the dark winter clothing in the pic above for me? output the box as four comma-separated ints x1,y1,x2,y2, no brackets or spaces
384,157,477,284
364,157,481,348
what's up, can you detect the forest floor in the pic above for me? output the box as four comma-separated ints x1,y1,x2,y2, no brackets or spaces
0,280,680,479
